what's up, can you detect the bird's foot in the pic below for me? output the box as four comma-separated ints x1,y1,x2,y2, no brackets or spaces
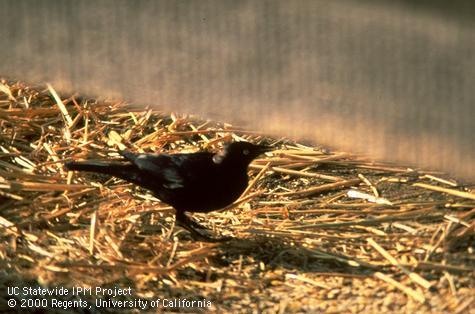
189,231,233,243
175,212,233,242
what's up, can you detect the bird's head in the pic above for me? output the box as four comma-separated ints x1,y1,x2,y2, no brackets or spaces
213,141,272,166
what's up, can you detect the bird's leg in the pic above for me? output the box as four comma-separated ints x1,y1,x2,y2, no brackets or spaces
175,211,232,242
180,213,208,230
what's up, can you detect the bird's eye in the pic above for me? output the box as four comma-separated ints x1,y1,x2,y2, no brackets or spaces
243,149,250,155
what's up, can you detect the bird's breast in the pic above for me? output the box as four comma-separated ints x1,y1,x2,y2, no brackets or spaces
170,171,248,213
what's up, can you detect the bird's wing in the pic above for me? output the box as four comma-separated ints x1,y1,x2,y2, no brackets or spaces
127,153,184,189
161,153,217,188
122,151,216,189
119,151,139,162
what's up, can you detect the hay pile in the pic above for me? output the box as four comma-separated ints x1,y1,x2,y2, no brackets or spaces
0,80,474,313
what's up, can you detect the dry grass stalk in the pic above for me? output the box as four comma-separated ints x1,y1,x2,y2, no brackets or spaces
413,182,475,201
250,163,342,182
0,80,473,313
367,238,432,290
277,178,362,197
373,272,426,303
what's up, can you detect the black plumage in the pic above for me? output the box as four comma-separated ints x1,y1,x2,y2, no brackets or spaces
64,142,271,241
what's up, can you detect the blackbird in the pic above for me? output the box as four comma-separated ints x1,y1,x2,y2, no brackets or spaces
65,141,272,241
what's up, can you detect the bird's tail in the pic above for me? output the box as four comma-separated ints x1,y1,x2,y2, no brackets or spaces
64,161,139,183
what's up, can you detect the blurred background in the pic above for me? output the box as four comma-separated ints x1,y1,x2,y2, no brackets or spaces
0,0,474,179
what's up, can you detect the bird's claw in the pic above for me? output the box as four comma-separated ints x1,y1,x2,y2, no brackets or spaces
175,212,233,242
180,223,233,242
192,232,233,243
